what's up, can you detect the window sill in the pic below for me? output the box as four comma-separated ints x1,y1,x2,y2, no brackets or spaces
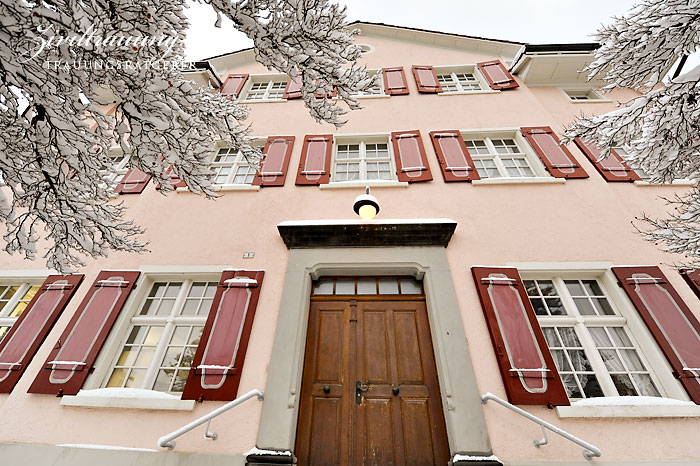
556,399,700,418
472,177,565,185
60,388,196,411
567,99,612,104
239,98,286,104
353,94,390,99
320,180,408,190
438,90,500,96
634,179,696,187
176,185,261,193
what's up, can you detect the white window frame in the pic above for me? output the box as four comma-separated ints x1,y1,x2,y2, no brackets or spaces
240,74,288,102
460,129,553,183
511,262,690,407
329,134,399,187
561,87,609,103
351,69,385,98
61,267,235,410
100,276,220,395
208,140,264,191
433,65,492,95
101,148,130,189
0,279,43,342
613,146,697,186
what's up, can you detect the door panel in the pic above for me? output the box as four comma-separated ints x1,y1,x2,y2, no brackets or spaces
296,296,449,466
296,302,352,466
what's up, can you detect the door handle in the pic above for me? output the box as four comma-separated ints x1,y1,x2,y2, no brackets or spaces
355,381,369,405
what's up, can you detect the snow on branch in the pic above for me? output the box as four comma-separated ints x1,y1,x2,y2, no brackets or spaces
563,0,700,267
0,0,372,273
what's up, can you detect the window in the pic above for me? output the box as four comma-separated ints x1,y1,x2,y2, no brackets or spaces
242,76,287,101
332,137,395,182
104,279,217,394
100,150,129,187
352,70,383,97
564,88,605,101
434,66,487,93
210,144,262,187
611,146,651,181
464,135,537,179
0,282,41,342
524,276,662,400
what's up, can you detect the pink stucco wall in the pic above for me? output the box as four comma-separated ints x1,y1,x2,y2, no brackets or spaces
0,31,698,463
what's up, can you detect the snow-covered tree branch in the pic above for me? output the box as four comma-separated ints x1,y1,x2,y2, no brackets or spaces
563,0,700,266
0,0,374,273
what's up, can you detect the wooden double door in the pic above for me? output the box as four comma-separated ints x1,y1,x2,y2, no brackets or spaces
295,296,450,466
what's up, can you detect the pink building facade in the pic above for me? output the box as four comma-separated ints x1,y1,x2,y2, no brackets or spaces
0,22,699,466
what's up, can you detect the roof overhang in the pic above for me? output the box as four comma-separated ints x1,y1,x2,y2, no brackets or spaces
510,43,602,86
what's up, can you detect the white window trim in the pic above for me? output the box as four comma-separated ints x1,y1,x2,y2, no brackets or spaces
433,64,494,95
330,134,397,185
357,44,374,54
560,87,611,103
320,180,408,190
509,261,691,414
240,74,288,103
206,139,264,190
460,128,552,183
0,278,44,338
61,389,196,411
70,268,229,410
556,400,700,418
352,69,387,99
634,179,697,187
612,146,696,186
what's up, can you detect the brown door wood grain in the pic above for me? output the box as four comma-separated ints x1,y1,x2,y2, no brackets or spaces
296,297,450,466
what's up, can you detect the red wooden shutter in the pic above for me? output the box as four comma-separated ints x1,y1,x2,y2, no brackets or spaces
391,130,433,183
573,137,640,182
115,169,151,194
477,60,519,90
156,165,187,190
220,74,249,98
412,65,442,93
295,135,333,185
283,76,302,99
680,269,700,301
521,127,588,179
182,270,264,401
0,275,83,393
382,67,409,95
612,266,700,403
472,267,570,406
429,130,480,182
252,136,295,187
28,271,140,396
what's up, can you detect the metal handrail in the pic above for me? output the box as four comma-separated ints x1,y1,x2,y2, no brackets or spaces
481,392,601,460
158,389,264,450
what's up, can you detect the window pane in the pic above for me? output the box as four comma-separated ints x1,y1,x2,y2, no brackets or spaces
107,368,127,388
573,297,596,315
125,369,146,388
542,328,560,347
357,279,376,295
336,279,354,294
545,298,565,315
611,374,637,396
580,375,604,398
530,298,547,316
399,278,422,294
378,279,399,294
632,374,661,397
313,279,334,295
564,280,584,296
